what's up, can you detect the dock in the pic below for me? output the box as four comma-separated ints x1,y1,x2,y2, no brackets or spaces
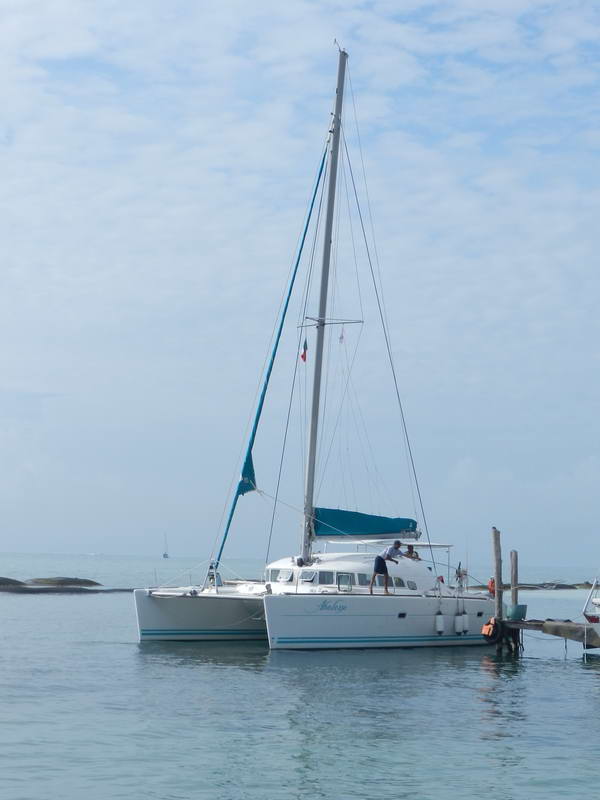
502,619,600,649
485,528,599,653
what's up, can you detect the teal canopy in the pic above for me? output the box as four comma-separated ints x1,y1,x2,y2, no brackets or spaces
313,508,418,539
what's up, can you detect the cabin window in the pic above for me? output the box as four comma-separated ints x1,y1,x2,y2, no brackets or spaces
276,569,294,583
406,580,417,590
269,569,280,582
376,576,386,587
300,570,316,583
357,574,370,586
337,573,354,592
318,571,334,585
393,577,405,588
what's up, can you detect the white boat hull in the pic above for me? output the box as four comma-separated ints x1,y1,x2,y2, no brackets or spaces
134,589,267,642
264,593,494,650
583,580,600,648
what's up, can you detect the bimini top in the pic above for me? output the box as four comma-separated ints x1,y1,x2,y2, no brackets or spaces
313,508,419,541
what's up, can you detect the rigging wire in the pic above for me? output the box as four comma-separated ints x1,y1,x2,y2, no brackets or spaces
342,140,365,321
342,131,438,572
336,151,373,510
264,148,330,565
347,67,392,345
341,149,381,510
338,146,380,511
338,431,350,509
296,148,330,493
347,374,396,511
314,321,364,500
347,69,420,524
313,144,367,504
315,157,343,501
344,365,377,511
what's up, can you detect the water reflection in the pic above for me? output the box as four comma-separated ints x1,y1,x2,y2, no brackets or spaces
131,640,599,796
136,640,270,670
136,641,512,680
264,647,525,796
267,643,494,676
582,651,600,670
477,653,528,754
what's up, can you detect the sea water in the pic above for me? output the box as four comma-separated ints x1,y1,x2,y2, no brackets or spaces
1,553,598,800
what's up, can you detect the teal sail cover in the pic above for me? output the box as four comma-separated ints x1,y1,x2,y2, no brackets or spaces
237,453,256,496
314,508,417,538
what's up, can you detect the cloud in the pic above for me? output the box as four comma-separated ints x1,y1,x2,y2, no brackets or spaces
1,1,599,565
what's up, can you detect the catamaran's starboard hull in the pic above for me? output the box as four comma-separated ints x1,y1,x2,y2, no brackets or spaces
264,593,494,650
134,589,267,642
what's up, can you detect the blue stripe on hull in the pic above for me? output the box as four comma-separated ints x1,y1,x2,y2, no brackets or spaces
141,629,267,638
275,634,487,644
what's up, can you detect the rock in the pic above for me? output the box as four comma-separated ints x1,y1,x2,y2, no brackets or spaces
0,576,25,586
26,577,102,587
540,582,576,590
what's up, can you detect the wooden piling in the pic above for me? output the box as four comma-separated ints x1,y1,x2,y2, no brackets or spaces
492,527,504,653
510,550,518,606
492,527,503,620
507,549,522,653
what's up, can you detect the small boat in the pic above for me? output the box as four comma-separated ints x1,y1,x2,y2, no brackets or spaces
162,533,169,559
583,578,600,638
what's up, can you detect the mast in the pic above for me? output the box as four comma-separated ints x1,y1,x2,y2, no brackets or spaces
301,48,348,562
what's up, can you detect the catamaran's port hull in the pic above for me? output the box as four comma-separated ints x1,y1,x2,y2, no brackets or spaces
264,593,494,650
134,589,267,642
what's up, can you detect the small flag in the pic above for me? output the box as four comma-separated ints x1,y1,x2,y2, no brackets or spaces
300,338,308,362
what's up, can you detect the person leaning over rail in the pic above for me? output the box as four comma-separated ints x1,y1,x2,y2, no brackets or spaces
369,540,404,595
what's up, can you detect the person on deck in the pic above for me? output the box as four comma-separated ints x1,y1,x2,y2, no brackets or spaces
369,540,404,595
405,544,420,560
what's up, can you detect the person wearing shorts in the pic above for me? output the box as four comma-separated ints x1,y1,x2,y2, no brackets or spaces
369,540,404,595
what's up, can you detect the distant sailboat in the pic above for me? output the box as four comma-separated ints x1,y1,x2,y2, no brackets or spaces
162,534,169,559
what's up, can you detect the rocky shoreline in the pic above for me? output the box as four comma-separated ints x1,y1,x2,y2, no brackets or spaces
469,582,593,591
0,577,133,593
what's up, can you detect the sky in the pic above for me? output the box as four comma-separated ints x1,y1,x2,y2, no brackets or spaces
2,0,600,570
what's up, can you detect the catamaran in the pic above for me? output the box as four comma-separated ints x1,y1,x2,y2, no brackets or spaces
134,48,494,647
